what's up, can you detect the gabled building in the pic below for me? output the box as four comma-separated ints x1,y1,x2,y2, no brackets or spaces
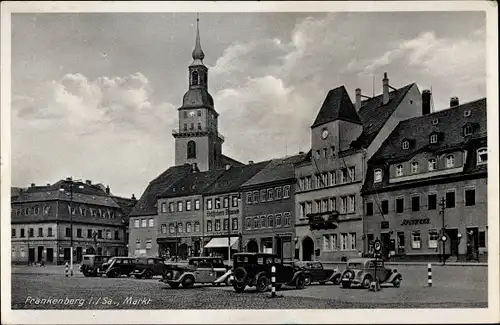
241,154,305,260
294,73,424,261
361,97,487,262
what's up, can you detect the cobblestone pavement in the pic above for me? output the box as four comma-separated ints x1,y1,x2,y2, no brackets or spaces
11,264,487,309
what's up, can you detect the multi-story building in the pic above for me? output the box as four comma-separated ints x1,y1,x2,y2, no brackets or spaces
241,155,305,260
294,73,424,261
11,178,135,264
361,96,487,262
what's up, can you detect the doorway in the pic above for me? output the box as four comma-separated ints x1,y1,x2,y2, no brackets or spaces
29,248,35,264
46,248,54,263
63,248,71,261
246,240,258,253
381,233,391,258
446,229,459,257
302,237,314,261
179,243,188,260
37,246,44,262
76,247,83,262
466,227,479,261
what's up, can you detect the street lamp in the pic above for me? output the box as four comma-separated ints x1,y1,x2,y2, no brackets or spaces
59,178,84,276
457,233,462,260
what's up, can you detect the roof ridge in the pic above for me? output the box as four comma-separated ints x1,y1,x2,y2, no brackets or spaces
400,97,486,123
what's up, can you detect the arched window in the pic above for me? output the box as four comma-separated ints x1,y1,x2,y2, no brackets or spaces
187,141,196,159
445,155,455,168
428,158,437,171
411,161,419,174
396,164,404,177
194,221,200,232
186,222,192,233
191,71,199,86
374,169,383,183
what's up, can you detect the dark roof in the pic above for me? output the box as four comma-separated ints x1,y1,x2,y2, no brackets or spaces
203,161,271,195
220,154,245,167
11,187,24,200
362,98,487,193
109,195,137,220
242,154,306,187
351,83,416,148
159,169,227,198
129,165,193,216
180,88,215,111
311,86,362,128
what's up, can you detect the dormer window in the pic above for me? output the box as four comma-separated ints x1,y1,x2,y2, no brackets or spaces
411,162,419,174
464,126,474,136
402,141,410,150
428,158,437,171
396,165,404,177
374,169,383,183
477,148,487,165
430,134,438,144
445,155,455,168
191,71,199,86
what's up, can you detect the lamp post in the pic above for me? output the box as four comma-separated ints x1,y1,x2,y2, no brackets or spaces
457,233,462,261
439,197,446,264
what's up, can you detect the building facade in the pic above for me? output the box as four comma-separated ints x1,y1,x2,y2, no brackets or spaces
295,74,424,261
11,178,135,264
362,97,487,262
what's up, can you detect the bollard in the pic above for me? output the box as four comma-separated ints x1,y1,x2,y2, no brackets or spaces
271,265,276,298
427,263,432,287
65,262,69,277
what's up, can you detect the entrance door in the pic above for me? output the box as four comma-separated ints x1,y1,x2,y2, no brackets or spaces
446,229,459,257
380,233,391,259
247,240,258,253
76,247,83,262
63,248,71,261
302,237,314,261
179,244,188,260
37,246,44,262
466,227,479,261
46,248,54,263
29,248,35,264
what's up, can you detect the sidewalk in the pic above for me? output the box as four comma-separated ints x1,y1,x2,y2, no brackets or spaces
11,263,82,275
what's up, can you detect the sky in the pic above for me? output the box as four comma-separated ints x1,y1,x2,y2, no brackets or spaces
10,11,487,198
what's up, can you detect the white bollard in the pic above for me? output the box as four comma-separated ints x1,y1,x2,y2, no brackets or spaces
65,262,69,277
70,247,74,276
427,263,432,287
271,266,276,298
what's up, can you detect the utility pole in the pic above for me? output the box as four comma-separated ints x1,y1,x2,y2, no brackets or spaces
439,197,446,265
227,195,231,264
175,221,179,262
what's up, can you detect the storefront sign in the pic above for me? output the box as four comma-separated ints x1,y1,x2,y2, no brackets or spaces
400,218,430,226
206,209,240,218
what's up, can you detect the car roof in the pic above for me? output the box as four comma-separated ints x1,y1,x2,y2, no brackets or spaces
347,258,378,264
233,253,277,258
189,257,222,260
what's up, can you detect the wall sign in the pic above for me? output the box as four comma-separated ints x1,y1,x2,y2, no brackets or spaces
206,209,240,218
400,218,430,226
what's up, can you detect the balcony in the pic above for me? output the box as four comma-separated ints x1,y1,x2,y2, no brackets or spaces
172,128,225,141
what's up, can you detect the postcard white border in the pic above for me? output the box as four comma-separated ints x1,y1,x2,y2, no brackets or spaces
1,1,499,324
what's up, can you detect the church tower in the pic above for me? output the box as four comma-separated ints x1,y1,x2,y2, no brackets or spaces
173,17,224,171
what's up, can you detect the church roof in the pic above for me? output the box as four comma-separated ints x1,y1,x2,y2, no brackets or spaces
180,87,215,110
311,86,362,128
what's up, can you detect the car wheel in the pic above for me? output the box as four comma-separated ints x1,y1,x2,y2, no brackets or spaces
233,267,247,284
341,281,351,288
182,276,195,289
233,283,246,293
169,282,180,289
145,270,153,279
83,271,90,277
332,274,341,285
106,270,117,278
256,276,269,293
362,275,373,289
304,275,312,286
295,275,306,289
393,277,401,288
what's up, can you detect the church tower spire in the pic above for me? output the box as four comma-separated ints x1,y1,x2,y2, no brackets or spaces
191,14,205,64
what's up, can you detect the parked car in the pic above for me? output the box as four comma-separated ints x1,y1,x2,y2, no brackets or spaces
160,257,231,289
340,258,402,289
131,257,165,279
293,261,341,286
79,255,111,277
230,253,307,293
99,257,137,278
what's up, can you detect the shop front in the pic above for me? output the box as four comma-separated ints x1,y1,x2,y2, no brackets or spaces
157,236,201,260
203,235,241,260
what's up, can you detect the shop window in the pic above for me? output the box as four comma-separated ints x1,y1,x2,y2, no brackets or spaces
465,189,476,206
411,231,421,249
428,194,437,210
366,202,374,216
396,198,404,213
411,196,420,212
381,200,389,214
428,229,439,249
446,191,455,208
478,231,486,248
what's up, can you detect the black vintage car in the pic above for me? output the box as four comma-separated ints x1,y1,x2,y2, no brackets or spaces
161,257,232,289
293,261,342,286
99,257,137,278
131,257,165,279
230,253,307,293
79,254,111,277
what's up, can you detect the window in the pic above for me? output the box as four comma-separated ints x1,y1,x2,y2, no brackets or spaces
275,187,282,200
12,228,16,237
479,231,486,248
411,162,419,173
197,109,202,117
20,229,25,238
194,199,200,210
411,196,420,212
465,188,475,206
183,123,187,131
24,207,29,215
464,109,471,117
87,229,92,238
106,230,112,239
374,169,382,183
322,173,328,186
349,233,356,250
331,146,336,156
231,196,238,207
348,167,355,181
98,230,103,239
146,239,152,249
428,194,437,210
411,231,421,249
161,224,167,234
260,216,267,228
445,155,455,168
306,202,312,215
396,198,404,213
315,150,321,159
340,197,348,213
464,126,474,136
148,218,154,228
194,221,200,232
306,176,312,189
381,200,389,214
197,122,202,130
37,227,43,237
133,219,139,228
186,222,192,233
48,227,53,237
323,235,330,251
315,200,321,213
65,228,71,237
186,200,192,211
190,123,194,130
477,148,487,165
177,222,183,233
215,219,221,231
329,171,336,185
245,218,251,230
446,191,455,208
267,189,274,201
246,192,252,204
428,158,437,171
397,232,405,250
161,202,167,213
43,206,50,215
253,217,259,229
402,141,409,150
221,197,228,209
348,195,356,213
428,230,439,249
340,169,347,183
169,223,175,234
169,202,175,212
141,219,147,228
299,203,305,218
268,215,274,228
323,148,328,158
283,185,291,198
432,118,439,125
275,214,282,227
331,234,338,250
341,233,348,250
396,165,403,177
231,218,238,230
207,221,213,232
260,190,266,202
430,134,438,144
366,202,374,216
187,140,197,159
76,228,82,238
215,198,221,209
284,212,291,227
177,201,183,212
207,199,213,210
329,197,337,212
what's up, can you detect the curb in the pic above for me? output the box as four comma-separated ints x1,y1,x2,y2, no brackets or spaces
318,261,487,267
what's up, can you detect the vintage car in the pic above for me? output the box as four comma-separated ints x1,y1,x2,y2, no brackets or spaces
340,258,402,289
131,257,165,279
79,254,111,277
230,253,307,293
160,257,231,289
293,261,342,286
99,257,137,278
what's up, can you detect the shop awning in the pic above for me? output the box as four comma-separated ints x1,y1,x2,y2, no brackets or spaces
204,237,239,249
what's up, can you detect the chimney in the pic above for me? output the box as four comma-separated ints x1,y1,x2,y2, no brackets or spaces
30,183,35,187
66,177,72,182
422,89,431,115
191,163,198,172
248,160,254,165
106,185,110,195
382,72,390,105
355,88,362,111
85,180,92,185
450,97,459,107
131,194,136,200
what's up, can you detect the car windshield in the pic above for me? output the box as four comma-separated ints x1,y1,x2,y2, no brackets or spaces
347,262,364,269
